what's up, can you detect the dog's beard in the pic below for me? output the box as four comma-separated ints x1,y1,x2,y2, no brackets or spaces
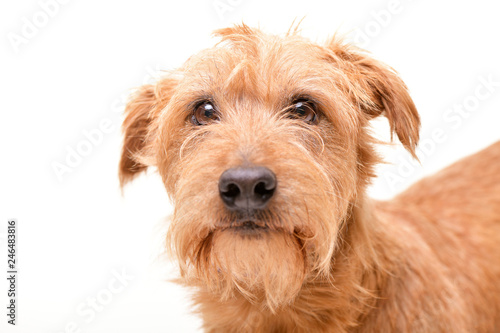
207,229,306,311
169,197,348,312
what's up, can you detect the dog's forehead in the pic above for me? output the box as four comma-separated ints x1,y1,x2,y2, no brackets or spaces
179,32,339,100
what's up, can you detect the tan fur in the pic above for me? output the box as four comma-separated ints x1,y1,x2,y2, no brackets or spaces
119,24,500,332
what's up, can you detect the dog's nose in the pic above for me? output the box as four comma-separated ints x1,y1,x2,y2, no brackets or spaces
218,166,276,211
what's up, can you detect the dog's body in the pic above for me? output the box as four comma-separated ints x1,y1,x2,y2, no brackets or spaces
120,25,500,332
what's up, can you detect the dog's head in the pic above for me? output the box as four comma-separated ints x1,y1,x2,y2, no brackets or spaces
119,24,419,310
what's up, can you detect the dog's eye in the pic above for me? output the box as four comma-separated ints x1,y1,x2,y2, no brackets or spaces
288,99,318,124
192,101,220,125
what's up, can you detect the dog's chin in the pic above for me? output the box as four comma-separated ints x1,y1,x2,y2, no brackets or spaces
208,227,306,310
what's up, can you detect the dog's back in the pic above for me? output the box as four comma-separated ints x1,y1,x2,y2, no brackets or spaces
371,141,500,332
397,140,500,214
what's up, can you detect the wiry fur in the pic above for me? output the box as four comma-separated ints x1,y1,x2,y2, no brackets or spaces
119,24,500,332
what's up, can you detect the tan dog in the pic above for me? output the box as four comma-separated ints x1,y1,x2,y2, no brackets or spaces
119,24,500,332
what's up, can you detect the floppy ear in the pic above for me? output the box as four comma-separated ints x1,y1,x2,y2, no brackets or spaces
329,40,420,158
119,78,177,187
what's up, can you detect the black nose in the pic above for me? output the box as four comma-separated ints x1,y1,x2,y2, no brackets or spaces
219,166,276,211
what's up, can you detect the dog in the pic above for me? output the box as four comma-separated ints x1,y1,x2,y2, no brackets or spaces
119,24,500,332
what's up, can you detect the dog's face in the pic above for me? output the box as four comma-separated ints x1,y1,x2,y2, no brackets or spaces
120,25,419,310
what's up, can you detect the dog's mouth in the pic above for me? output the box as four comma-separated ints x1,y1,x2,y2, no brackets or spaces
216,210,277,236
233,220,268,230
225,219,269,236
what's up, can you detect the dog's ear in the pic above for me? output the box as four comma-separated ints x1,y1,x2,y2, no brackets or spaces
119,78,177,187
328,39,420,158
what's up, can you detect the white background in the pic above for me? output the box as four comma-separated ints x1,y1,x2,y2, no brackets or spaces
1,0,499,332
